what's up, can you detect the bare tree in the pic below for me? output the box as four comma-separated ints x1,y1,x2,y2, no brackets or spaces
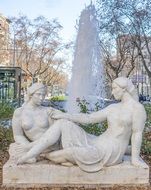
9,15,69,84
40,58,68,90
129,8,151,84
99,24,138,84
96,0,151,88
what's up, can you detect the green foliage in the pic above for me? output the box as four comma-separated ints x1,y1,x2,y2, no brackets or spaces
0,103,14,119
50,95,67,101
144,104,151,128
77,99,90,113
0,126,14,151
80,121,108,136
77,99,101,114
77,98,107,135
143,104,151,156
141,132,151,155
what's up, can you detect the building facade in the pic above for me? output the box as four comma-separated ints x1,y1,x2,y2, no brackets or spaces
117,35,151,96
0,13,10,66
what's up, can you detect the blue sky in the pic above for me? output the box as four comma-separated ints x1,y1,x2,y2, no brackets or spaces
0,0,94,42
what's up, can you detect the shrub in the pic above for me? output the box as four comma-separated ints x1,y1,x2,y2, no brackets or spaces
77,98,107,135
0,126,14,151
0,103,14,119
144,104,151,128
141,132,151,155
50,95,67,101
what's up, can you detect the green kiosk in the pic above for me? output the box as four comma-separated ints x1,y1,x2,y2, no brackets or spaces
0,67,21,106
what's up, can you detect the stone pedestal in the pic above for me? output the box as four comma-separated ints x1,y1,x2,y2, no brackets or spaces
3,156,149,187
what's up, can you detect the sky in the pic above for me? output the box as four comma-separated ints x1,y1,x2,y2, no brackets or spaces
0,0,95,42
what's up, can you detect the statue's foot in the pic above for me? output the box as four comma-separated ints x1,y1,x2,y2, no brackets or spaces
131,159,145,168
17,157,36,165
26,157,37,164
61,162,74,167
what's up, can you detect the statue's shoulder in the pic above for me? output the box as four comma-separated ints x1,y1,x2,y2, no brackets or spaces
106,103,118,109
132,101,146,120
45,106,53,112
13,107,23,117
134,101,145,111
44,106,54,115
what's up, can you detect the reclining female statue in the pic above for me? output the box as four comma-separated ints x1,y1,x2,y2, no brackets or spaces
12,77,146,173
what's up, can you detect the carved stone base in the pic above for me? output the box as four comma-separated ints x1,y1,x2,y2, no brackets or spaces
3,156,149,186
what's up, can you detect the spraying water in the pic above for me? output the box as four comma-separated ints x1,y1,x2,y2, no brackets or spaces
66,4,105,113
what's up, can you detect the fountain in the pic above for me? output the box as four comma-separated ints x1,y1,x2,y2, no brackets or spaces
2,3,149,188
66,3,105,113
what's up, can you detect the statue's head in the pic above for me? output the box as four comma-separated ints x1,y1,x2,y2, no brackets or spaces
112,77,138,101
25,83,47,106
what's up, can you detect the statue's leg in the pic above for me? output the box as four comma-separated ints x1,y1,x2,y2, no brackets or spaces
45,148,76,166
17,119,67,164
125,145,131,155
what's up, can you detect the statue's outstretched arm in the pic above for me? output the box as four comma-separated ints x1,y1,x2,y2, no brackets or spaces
12,108,30,145
52,106,109,124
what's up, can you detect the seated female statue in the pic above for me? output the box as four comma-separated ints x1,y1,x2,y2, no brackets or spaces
15,77,146,172
11,83,62,163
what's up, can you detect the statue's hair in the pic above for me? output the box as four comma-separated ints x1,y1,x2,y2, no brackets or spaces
113,77,138,101
23,83,47,105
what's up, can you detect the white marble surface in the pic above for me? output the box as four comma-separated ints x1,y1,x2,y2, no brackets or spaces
3,156,149,185
3,78,150,186
11,78,147,173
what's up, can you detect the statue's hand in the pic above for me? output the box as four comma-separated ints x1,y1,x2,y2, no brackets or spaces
21,143,33,149
48,108,62,118
131,158,145,167
52,112,69,120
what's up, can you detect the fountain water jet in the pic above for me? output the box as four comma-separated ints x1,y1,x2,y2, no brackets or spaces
66,4,105,113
